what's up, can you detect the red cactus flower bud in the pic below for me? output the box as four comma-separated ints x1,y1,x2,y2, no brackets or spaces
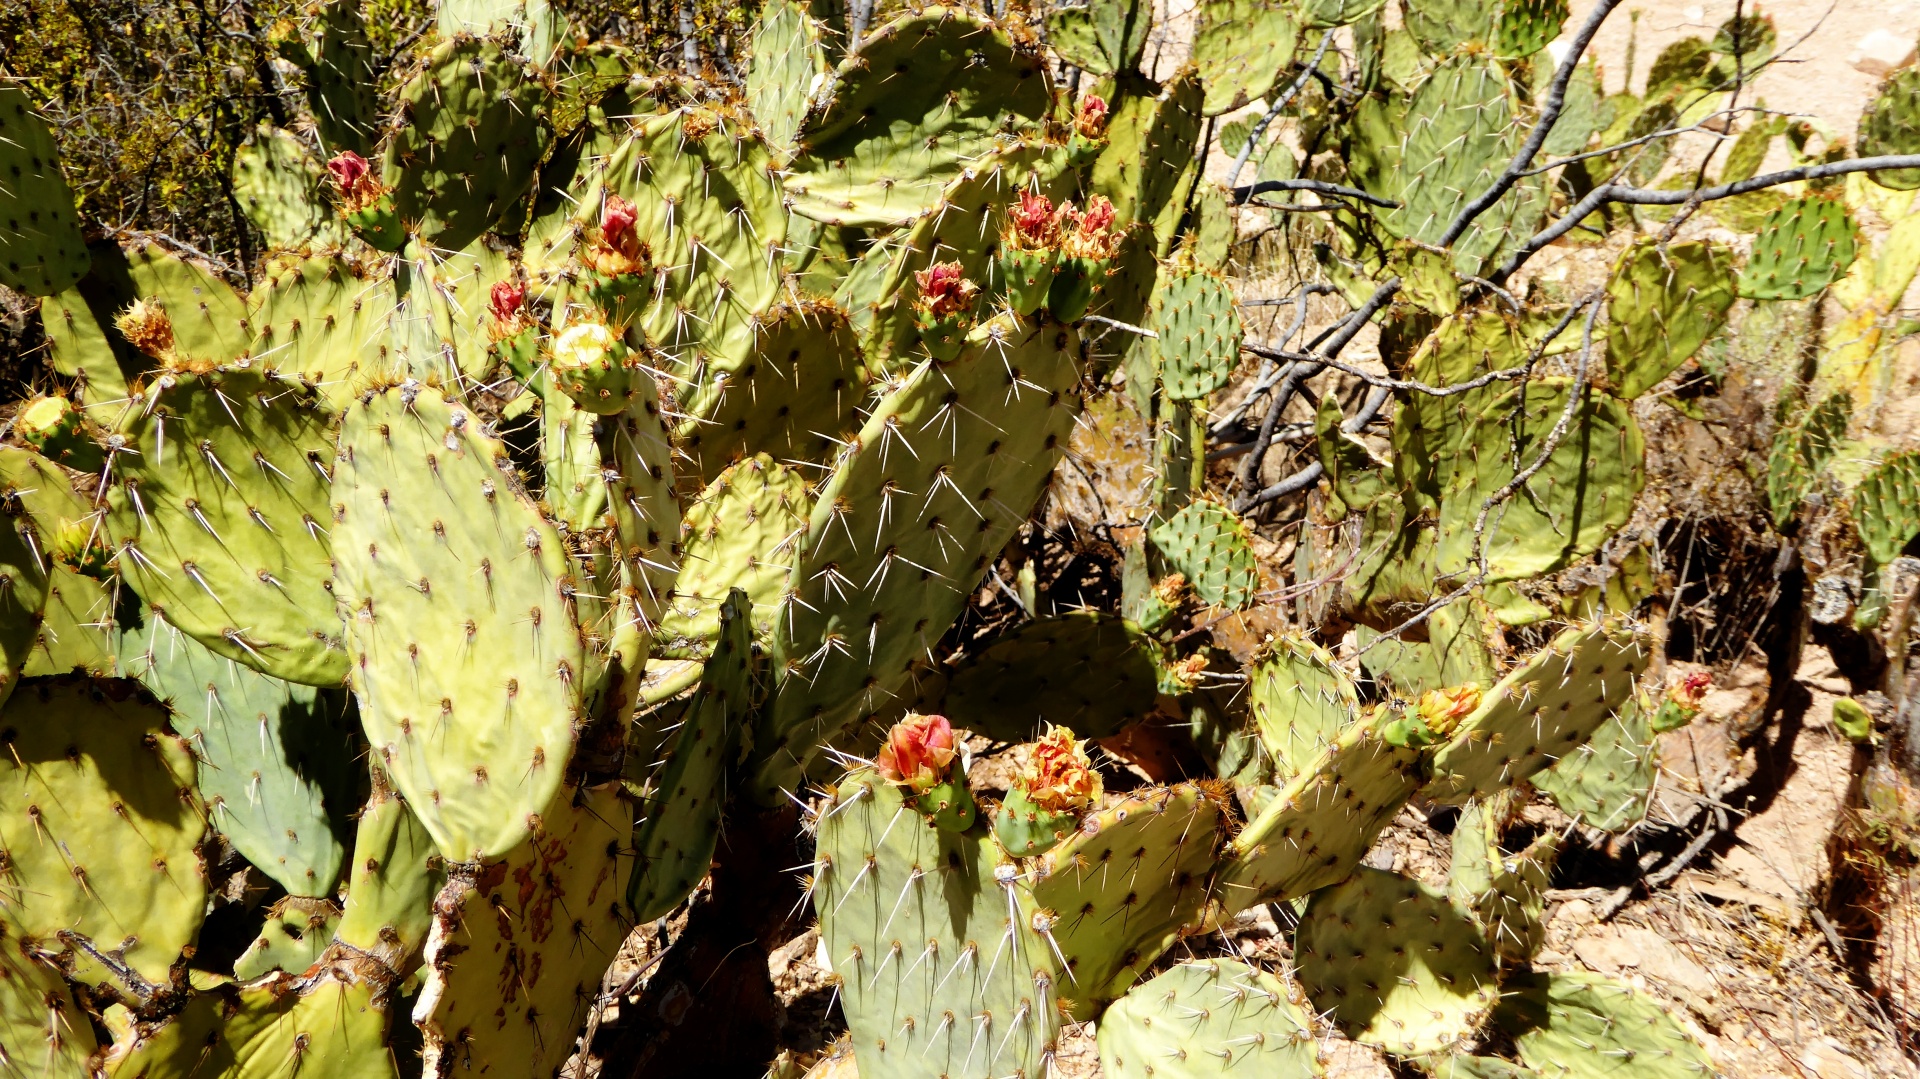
325,151,383,210
913,261,979,319
1007,190,1059,250
876,713,959,792
1075,93,1109,139
1060,196,1121,260
1668,670,1712,709
1077,195,1116,237
489,281,528,324
603,195,640,256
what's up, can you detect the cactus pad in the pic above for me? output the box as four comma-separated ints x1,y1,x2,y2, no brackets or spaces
1605,239,1735,400
1853,449,1920,566
656,456,809,660
1097,958,1320,1078
247,255,397,406
333,783,444,977
1736,197,1858,301
104,366,347,686
381,36,547,253
416,782,631,1079
1150,269,1241,402
1093,72,1204,237
629,590,750,921
0,458,52,707
1423,621,1650,804
0,676,206,989
812,769,1062,1079
0,82,88,297
233,127,343,252
1767,390,1850,528
1029,784,1225,1017
125,243,252,367
1857,67,1920,191
945,612,1161,741
1497,971,1713,1079
1448,797,1557,966
785,9,1051,227
1530,696,1655,833
233,897,341,980
1148,500,1260,610
0,941,96,1074
1495,0,1569,58
1249,635,1359,781
332,383,584,861
1296,867,1500,1056
1190,0,1299,116
747,0,827,158
1216,712,1422,913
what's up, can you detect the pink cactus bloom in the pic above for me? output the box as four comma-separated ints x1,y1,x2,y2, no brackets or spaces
914,261,979,319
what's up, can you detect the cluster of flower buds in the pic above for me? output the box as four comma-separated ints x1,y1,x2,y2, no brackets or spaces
582,195,651,276
487,282,534,340
1652,670,1713,732
998,190,1122,320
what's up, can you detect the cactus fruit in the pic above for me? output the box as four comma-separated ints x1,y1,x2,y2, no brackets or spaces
0,82,88,297
1531,696,1656,833
233,897,342,980
550,319,640,414
118,608,361,898
913,263,982,362
1097,958,1321,1078
1249,635,1359,781
629,590,751,920
994,726,1102,856
945,612,1161,741
1295,867,1500,1056
416,783,631,1079
1150,268,1242,402
332,383,583,862
0,941,97,1075
1190,0,1300,116
1434,379,1645,584
1857,67,1920,190
1149,500,1261,610
1423,621,1650,805
811,768,1062,1079
1737,197,1860,301
16,394,101,474
1767,390,1851,528
1048,197,1122,323
1029,784,1225,1016
1496,971,1713,1079
0,676,207,990
1216,710,1422,913
785,9,1052,228
1605,239,1736,400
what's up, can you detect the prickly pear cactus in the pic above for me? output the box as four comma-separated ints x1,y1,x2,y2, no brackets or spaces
1190,0,1299,115
1605,239,1735,400
656,455,811,659
1859,67,1920,190
1097,958,1322,1078
1495,971,1713,1079
1151,268,1242,402
812,769,1062,1079
1853,449,1920,566
1424,621,1650,805
0,939,96,1074
1248,635,1359,781
1737,197,1859,301
1149,500,1260,610
747,0,827,158
233,897,341,980
945,612,1161,741
333,781,443,977
1767,390,1851,528
1296,867,1500,1056
0,81,88,297
332,382,583,862
1448,795,1558,967
0,677,207,990
1531,696,1656,833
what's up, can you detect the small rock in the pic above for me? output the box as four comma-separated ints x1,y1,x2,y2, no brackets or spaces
1850,29,1918,77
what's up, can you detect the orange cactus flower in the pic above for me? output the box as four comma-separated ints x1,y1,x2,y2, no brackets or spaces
1416,683,1483,736
1020,726,1101,813
876,713,959,793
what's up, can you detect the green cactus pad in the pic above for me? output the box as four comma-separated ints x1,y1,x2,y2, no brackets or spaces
125,243,252,367
785,8,1052,228
1767,390,1850,529
1150,269,1241,401
1047,0,1150,75
233,897,342,981
0,676,206,990
1531,696,1655,833
0,459,53,707
102,366,345,686
1448,796,1557,966
333,783,443,978
1249,635,1359,781
1389,311,1532,512
117,607,360,898
1495,0,1569,58
1296,867,1500,1056
1858,67,1920,190
1030,784,1225,1017
0,82,88,297
1300,0,1385,26
1423,621,1650,805
1216,712,1422,914
1190,0,1299,116
1093,72,1204,237
1736,197,1859,301
1148,500,1260,610
629,590,750,921
0,940,96,1075
812,769,1062,1079
1434,378,1645,584
276,0,382,157
604,384,682,635
380,35,547,253
246,255,397,407
233,127,344,253
944,612,1160,742
23,564,114,679
333,383,584,862
41,282,139,416
1605,239,1736,400
1852,449,1920,566
655,455,809,660
676,300,871,484
1496,971,1713,1079
752,315,1083,798
417,782,631,1079
1403,0,1494,54
1097,958,1320,1079
748,0,828,158
438,0,567,68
